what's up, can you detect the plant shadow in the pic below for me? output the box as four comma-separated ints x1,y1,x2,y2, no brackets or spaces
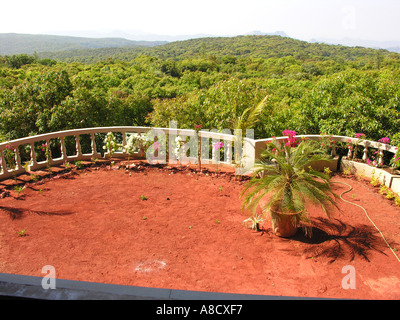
287,217,392,263
0,205,74,220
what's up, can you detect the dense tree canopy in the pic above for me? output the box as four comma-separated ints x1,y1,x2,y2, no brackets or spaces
0,35,399,146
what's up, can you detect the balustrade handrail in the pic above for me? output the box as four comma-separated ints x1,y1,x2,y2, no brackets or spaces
255,134,398,152
0,127,398,181
254,134,398,167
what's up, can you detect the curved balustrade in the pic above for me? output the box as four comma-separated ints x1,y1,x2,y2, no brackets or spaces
254,134,398,162
0,127,398,182
0,126,248,180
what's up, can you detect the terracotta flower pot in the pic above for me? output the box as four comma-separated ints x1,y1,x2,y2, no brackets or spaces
269,207,300,238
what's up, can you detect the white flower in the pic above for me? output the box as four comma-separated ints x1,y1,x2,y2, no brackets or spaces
174,136,184,160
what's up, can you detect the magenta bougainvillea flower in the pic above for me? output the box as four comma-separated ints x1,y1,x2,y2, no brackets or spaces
378,137,390,144
355,133,365,139
282,129,297,137
213,141,224,151
41,143,48,151
282,130,298,147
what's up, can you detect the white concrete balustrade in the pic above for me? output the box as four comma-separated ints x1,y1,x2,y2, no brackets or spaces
0,126,253,179
0,127,399,193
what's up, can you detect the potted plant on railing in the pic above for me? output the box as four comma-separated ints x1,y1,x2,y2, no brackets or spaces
241,130,339,238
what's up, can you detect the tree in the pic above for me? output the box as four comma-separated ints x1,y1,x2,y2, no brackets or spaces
148,77,268,132
5,54,36,69
295,70,400,140
0,70,73,139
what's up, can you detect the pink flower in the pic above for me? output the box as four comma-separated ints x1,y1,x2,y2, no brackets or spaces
213,142,224,151
355,133,365,139
284,138,298,148
195,125,202,130
282,129,297,137
378,137,390,144
282,129,298,147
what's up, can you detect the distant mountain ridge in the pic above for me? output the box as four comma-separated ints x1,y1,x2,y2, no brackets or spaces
2,31,399,58
38,29,400,53
43,29,290,42
0,33,166,55
310,37,400,53
35,33,398,65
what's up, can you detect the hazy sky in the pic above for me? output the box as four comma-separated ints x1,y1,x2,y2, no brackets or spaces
1,0,399,41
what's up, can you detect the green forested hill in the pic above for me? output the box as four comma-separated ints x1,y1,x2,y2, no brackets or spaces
0,33,165,55
38,35,392,63
1,34,400,153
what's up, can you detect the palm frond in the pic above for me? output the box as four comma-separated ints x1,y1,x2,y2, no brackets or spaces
240,137,339,237
231,94,269,130
242,94,269,129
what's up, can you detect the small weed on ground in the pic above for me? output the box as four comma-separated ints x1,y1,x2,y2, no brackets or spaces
16,229,27,237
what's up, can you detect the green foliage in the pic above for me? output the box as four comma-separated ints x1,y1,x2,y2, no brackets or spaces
296,70,400,140
0,34,399,145
0,70,73,139
0,33,164,56
4,54,36,69
241,138,338,237
149,77,268,132
103,132,122,159
39,35,394,64
16,229,27,237
14,185,25,195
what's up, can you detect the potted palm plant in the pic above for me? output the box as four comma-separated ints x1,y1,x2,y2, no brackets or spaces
241,132,339,238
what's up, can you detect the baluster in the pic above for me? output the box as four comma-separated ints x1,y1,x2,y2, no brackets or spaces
0,149,6,174
331,146,337,157
181,135,187,161
90,133,98,157
75,135,82,157
30,143,37,169
199,135,209,164
46,139,52,165
378,149,384,167
14,146,22,171
362,143,369,162
225,140,232,164
60,137,67,160
212,139,218,164
122,132,127,151
347,144,353,159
